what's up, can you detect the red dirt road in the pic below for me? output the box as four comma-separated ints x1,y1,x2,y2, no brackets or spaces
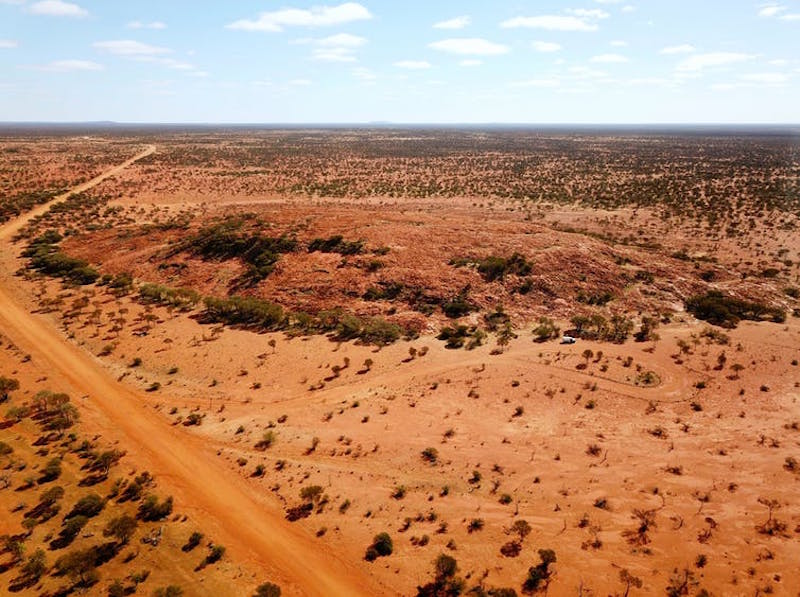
0,146,383,597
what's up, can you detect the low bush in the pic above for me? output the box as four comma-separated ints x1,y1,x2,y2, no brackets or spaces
686,291,785,328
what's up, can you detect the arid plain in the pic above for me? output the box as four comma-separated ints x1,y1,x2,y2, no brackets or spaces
1,128,799,596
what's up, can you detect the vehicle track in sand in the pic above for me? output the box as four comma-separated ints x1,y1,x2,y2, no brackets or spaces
0,145,382,597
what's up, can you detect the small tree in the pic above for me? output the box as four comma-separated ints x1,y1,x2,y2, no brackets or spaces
20,548,47,583
54,548,98,587
497,322,518,349
138,494,173,521
103,515,137,544
254,582,282,597
421,447,439,464
619,569,643,597
508,519,532,542
365,532,393,561
416,554,465,596
523,549,556,593
533,318,560,343
0,376,20,402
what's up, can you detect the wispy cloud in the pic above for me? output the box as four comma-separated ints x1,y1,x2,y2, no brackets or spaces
429,38,510,55
676,52,754,72
37,59,103,71
127,21,167,30
740,72,789,83
312,47,357,62
567,8,610,19
757,3,800,20
305,33,367,62
433,15,470,29
93,40,170,56
351,66,376,81
660,44,695,55
28,0,87,17
316,33,366,47
394,60,431,69
0,39,19,48
459,59,482,67
590,53,628,63
758,3,786,17
511,78,560,88
532,41,562,52
227,2,372,32
501,15,600,31
94,40,206,74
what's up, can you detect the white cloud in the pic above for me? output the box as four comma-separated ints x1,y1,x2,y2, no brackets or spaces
568,65,609,78
352,67,376,80
740,72,789,83
312,47,357,61
308,33,366,62
532,40,562,52
676,52,754,72
501,15,599,31
758,3,787,17
29,0,87,17
433,15,470,29
621,5,636,12
39,59,103,71
394,60,431,69
93,40,170,56
429,38,510,55
156,58,194,70
288,78,312,86
610,40,627,47
93,40,206,75
660,44,695,55
459,59,482,67
511,78,560,88
594,0,622,3
757,4,800,19
625,76,678,87
227,2,372,32
590,53,628,63
710,83,740,91
127,21,167,30
566,8,609,19
316,33,366,47
0,39,18,48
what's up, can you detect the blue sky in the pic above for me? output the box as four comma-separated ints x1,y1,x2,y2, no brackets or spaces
1,0,799,123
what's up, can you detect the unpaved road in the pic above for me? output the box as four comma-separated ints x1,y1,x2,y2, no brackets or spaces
0,146,381,596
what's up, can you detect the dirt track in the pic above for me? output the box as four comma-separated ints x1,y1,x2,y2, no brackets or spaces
0,146,381,597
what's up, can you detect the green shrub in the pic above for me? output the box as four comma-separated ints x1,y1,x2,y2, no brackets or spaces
254,582,282,597
308,235,364,255
203,296,285,329
365,532,393,561
686,291,785,328
137,494,173,521
139,283,200,311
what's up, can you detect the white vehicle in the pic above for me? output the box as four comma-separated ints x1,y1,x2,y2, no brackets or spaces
560,335,577,344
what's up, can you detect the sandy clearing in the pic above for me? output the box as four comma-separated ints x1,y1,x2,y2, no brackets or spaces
0,146,383,597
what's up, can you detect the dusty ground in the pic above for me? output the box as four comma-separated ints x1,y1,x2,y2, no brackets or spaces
1,129,799,596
